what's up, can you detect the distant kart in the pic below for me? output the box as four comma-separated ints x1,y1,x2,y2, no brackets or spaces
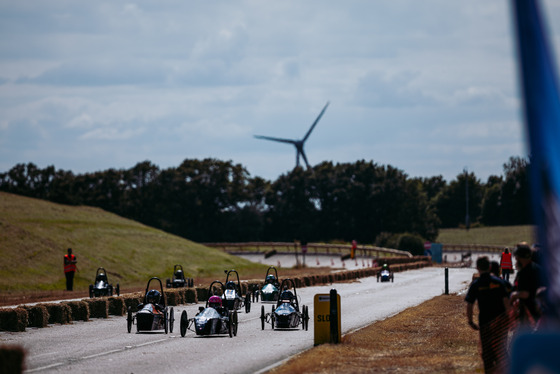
377,267,394,283
179,280,238,338
256,266,280,303
166,264,194,288
260,278,309,330
89,267,119,298
127,277,174,334
222,269,251,313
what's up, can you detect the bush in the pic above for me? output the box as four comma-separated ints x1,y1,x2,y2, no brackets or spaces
397,233,425,256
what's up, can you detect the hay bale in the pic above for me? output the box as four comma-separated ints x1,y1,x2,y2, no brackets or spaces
84,299,108,318
196,287,209,302
165,290,181,306
62,301,89,321
108,297,125,316
303,276,311,287
123,294,142,312
0,308,28,332
0,344,25,374
184,288,198,304
20,305,48,328
41,304,72,325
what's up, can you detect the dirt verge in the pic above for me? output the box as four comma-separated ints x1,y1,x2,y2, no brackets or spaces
266,294,483,374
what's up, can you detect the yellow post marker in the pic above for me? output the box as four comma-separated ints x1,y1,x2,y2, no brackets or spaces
314,291,341,345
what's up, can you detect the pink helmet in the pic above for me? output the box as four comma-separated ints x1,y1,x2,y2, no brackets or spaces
208,295,222,308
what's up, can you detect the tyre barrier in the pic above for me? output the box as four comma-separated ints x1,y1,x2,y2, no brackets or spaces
0,259,431,331
0,344,25,374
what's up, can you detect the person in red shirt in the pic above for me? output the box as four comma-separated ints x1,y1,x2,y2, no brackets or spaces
64,248,77,291
500,247,513,282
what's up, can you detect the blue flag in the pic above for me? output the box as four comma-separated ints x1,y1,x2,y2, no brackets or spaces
513,0,560,323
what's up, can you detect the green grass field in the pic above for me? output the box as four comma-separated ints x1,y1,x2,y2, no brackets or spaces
0,192,268,292
0,191,536,292
436,225,536,247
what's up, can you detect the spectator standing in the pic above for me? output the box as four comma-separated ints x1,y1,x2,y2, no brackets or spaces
64,248,77,291
500,247,513,282
510,243,542,326
465,256,511,373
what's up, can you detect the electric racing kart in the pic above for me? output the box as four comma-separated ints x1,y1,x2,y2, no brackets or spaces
222,269,251,313
89,267,120,297
377,264,394,282
127,277,174,334
166,264,194,288
179,280,238,338
260,278,309,330
257,266,280,303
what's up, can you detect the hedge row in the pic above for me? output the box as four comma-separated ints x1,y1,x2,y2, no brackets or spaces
0,257,430,332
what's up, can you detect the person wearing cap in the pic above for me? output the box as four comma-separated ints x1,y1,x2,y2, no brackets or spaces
510,242,542,325
465,256,511,373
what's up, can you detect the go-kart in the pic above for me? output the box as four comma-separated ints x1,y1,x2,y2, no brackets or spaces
166,264,194,288
257,266,280,303
377,266,394,282
222,270,251,313
126,277,174,334
89,267,119,297
260,278,309,330
179,280,238,338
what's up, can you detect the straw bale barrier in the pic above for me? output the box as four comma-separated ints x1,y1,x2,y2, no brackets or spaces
0,344,25,374
0,308,28,332
123,293,143,312
62,301,89,321
196,287,209,302
83,299,108,319
20,305,48,328
41,303,72,325
165,290,182,306
108,297,125,316
184,288,198,304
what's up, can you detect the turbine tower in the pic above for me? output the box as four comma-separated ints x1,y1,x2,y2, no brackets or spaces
254,102,330,169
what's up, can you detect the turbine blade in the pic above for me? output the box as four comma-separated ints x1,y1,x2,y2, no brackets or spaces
302,101,330,142
254,135,296,145
300,150,311,169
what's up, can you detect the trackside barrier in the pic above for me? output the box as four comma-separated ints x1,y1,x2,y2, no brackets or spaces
0,344,25,374
0,259,429,332
314,290,341,345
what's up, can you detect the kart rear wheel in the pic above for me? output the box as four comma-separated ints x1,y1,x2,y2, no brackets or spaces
169,307,174,333
116,283,120,296
89,285,94,298
164,308,169,334
188,278,194,288
245,294,251,313
304,305,309,331
391,275,394,283
166,279,171,288
180,310,188,337
271,306,275,330
108,285,113,296
302,305,306,330
260,305,265,330
228,312,233,338
127,306,133,333
233,311,238,336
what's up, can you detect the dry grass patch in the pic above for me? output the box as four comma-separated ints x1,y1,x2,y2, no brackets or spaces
268,295,482,374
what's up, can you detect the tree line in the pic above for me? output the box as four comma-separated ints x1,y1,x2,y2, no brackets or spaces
0,156,531,248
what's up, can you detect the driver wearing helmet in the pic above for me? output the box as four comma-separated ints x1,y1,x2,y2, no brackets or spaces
208,295,225,316
146,289,163,314
226,281,236,290
266,274,276,284
280,289,294,304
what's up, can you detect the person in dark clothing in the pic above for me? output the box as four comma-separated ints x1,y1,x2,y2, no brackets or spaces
465,256,511,373
510,243,542,326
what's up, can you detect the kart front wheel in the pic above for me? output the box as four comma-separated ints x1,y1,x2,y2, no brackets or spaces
169,307,174,334
233,311,238,337
245,294,251,313
228,312,233,338
127,306,133,333
180,310,188,337
164,309,169,334
260,305,265,330
89,285,94,298
116,283,120,296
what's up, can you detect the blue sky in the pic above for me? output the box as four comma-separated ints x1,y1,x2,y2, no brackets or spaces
1,1,560,182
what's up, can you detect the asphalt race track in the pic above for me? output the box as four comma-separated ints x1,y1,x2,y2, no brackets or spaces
1,267,476,374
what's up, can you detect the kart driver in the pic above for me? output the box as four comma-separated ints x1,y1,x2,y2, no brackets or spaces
146,289,163,314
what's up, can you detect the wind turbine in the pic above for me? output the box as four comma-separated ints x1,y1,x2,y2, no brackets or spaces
254,102,330,169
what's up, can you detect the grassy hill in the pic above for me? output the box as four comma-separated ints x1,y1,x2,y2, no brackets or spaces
0,192,267,292
436,225,536,247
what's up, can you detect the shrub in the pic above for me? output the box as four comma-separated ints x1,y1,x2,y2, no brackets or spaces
397,233,425,256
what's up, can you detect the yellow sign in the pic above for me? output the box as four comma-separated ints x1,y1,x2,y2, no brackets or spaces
313,293,341,345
